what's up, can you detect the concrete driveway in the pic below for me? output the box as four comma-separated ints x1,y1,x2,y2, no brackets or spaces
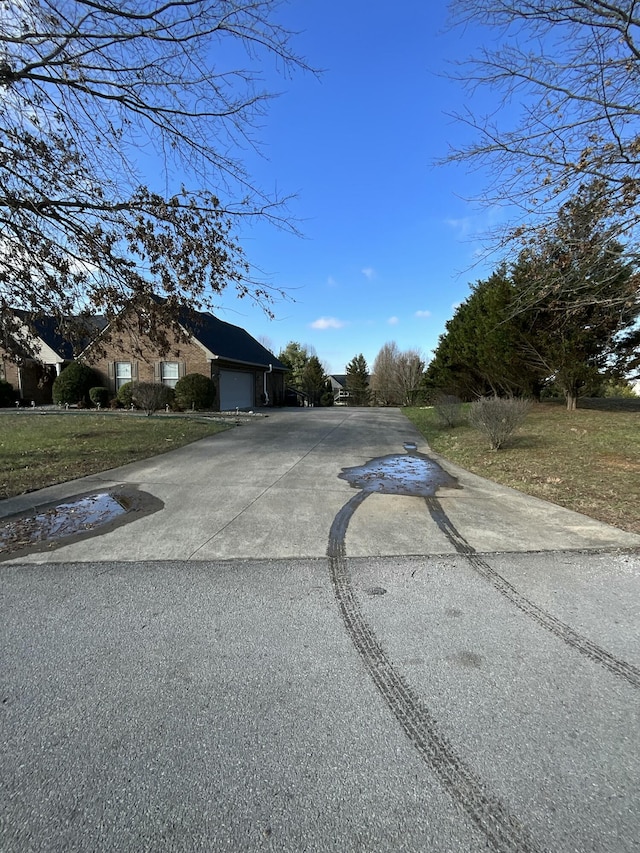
1,408,639,852
1,407,637,563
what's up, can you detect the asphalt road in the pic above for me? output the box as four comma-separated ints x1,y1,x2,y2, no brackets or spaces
1,408,639,852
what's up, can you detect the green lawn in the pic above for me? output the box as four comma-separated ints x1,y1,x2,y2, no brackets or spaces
404,401,640,535
0,411,231,499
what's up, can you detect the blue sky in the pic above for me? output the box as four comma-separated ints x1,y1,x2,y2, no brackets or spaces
212,0,505,374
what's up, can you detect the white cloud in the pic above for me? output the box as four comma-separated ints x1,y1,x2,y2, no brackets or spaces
361,267,375,280
310,316,346,330
445,205,505,239
387,316,399,326
415,310,431,318
327,275,338,287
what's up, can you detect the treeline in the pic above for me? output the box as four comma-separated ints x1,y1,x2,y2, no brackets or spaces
426,184,640,410
277,342,426,407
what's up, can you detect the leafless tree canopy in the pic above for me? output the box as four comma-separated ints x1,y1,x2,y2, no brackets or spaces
448,0,640,303
371,342,424,406
0,0,310,353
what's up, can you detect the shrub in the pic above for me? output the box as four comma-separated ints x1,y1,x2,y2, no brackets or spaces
52,361,99,406
131,382,175,416
468,396,531,451
0,379,16,407
433,393,464,427
117,381,135,408
174,373,216,410
601,379,637,399
89,386,110,409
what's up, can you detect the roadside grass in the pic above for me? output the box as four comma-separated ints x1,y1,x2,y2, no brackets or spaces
404,400,640,535
0,412,231,499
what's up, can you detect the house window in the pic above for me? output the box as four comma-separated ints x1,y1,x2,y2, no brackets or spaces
161,362,179,388
115,362,132,390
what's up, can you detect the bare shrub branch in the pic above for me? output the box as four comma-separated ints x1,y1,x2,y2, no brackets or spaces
131,381,174,416
433,393,465,428
468,396,531,450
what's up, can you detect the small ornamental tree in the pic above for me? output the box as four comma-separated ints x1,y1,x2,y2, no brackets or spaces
175,373,216,410
52,362,99,406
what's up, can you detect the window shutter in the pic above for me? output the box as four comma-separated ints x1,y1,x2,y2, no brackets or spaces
154,362,162,382
178,361,186,378
131,361,139,381
107,361,115,393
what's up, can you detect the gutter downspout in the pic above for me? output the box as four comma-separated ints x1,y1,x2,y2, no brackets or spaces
263,363,272,405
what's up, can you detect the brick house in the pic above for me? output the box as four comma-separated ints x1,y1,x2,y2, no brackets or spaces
0,310,106,405
83,302,287,410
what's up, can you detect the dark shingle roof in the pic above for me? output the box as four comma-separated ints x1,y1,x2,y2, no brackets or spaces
11,310,107,360
179,308,285,370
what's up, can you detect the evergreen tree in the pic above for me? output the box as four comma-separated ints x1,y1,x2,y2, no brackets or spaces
345,354,370,406
278,342,311,392
513,183,639,409
300,355,327,406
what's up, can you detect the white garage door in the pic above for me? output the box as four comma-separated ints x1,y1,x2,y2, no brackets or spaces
220,370,254,410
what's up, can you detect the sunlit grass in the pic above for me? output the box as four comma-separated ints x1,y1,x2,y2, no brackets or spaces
0,412,231,498
404,401,640,534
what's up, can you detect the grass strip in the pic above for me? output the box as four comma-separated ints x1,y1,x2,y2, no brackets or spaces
0,412,231,499
404,402,640,535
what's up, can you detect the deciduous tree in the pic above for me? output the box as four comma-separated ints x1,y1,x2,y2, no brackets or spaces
371,342,400,405
395,349,425,407
448,0,640,309
1,0,310,354
371,342,425,406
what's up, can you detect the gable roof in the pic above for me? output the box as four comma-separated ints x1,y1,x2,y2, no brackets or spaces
7,310,107,361
329,374,348,388
180,308,285,370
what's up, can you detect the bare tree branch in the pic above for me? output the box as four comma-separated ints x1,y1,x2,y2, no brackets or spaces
0,0,314,354
447,0,640,307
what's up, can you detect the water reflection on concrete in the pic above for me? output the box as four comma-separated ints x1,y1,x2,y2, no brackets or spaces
0,493,128,553
339,449,459,497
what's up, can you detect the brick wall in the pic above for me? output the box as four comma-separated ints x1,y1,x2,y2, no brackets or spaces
82,313,285,410
0,351,57,405
85,327,212,393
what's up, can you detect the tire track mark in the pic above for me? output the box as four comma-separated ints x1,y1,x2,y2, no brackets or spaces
328,492,544,853
425,496,640,689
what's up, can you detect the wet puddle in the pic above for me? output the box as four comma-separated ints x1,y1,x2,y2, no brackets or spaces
0,488,162,558
339,447,459,497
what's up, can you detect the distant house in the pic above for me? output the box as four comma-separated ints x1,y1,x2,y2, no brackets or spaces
83,301,287,411
0,310,106,405
329,374,350,405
